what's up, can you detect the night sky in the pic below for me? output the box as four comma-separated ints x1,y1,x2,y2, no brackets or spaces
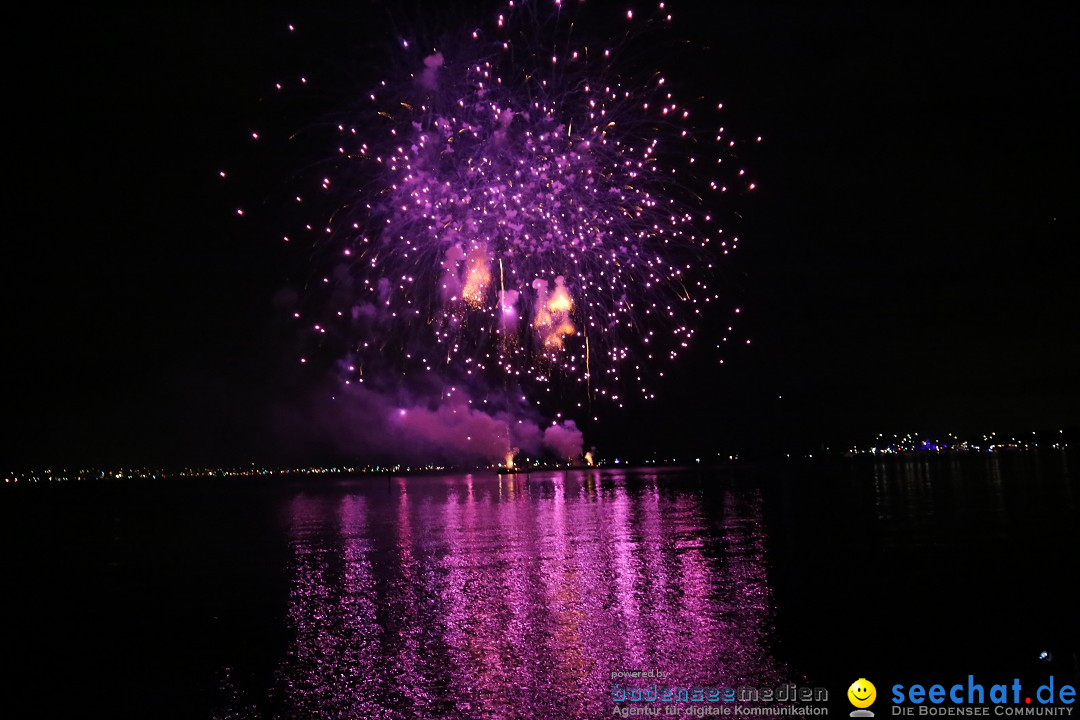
5,3,1078,468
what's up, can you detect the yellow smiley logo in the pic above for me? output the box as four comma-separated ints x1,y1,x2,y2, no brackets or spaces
848,678,877,709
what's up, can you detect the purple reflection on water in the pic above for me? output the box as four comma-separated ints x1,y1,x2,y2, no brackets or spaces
218,471,794,719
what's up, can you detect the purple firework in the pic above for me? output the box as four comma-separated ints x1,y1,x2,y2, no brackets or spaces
250,0,756,420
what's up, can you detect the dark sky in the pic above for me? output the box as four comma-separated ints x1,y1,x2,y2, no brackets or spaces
4,3,1078,468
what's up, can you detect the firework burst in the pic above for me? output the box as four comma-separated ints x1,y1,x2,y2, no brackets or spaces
238,0,756,426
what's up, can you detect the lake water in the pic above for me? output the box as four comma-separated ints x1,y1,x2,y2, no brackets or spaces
4,453,1078,718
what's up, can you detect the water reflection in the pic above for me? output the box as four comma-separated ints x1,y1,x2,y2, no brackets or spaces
217,471,792,719
869,450,1077,538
